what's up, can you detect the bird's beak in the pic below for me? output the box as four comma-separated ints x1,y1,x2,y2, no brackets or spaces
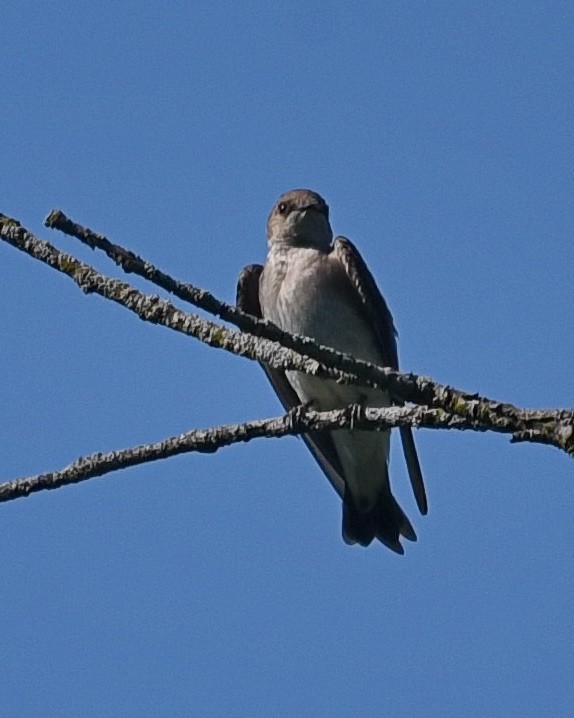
300,204,325,217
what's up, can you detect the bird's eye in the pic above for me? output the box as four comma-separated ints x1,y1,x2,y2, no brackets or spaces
277,202,287,214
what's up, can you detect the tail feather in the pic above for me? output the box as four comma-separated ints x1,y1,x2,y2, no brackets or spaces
342,488,417,553
400,426,428,515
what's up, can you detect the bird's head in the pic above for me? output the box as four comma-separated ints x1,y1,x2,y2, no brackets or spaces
266,189,333,249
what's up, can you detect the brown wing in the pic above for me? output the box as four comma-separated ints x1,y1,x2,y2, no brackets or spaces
236,264,347,498
333,237,428,515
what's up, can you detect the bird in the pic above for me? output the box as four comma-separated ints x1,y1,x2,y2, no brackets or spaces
236,189,427,553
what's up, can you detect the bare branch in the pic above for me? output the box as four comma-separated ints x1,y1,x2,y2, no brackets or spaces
1,401,565,504
1,213,336,379
40,212,574,451
43,210,419,398
1,213,573,458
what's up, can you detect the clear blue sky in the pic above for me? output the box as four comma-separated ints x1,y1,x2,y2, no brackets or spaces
2,1,573,716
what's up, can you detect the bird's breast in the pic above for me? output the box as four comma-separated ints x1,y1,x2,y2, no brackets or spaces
261,246,390,426
260,247,381,364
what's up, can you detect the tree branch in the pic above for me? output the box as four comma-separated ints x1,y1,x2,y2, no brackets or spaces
41,212,574,444
0,402,561,504
1,212,573,464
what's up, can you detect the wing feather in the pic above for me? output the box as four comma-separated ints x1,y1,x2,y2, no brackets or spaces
333,238,428,515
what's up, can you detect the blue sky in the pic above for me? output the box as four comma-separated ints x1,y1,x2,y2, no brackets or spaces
2,1,573,715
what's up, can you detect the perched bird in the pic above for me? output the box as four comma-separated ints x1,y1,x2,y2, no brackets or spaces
237,189,427,553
